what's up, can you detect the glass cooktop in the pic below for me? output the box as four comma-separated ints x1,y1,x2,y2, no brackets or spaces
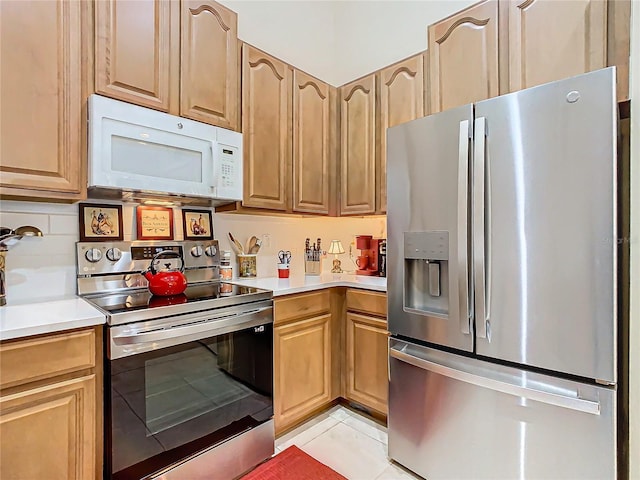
85,282,269,315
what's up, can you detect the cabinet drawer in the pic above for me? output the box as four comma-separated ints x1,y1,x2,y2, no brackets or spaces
0,329,96,390
346,289,387,317
275,290,330,325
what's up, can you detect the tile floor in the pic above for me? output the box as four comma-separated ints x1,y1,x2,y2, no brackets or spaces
274,405,421,480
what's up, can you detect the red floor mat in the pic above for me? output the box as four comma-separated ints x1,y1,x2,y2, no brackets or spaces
241,445,347,480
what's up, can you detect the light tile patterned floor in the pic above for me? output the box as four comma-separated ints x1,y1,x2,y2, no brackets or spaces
274,406,421,480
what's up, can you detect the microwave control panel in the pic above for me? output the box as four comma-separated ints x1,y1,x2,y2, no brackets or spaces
214,142,243,201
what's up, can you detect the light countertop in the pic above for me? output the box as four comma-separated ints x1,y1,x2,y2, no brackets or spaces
0,297,106,341
231,273,386,296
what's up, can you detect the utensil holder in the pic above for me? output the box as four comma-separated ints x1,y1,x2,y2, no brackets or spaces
237,254,257,278
305,260,321,276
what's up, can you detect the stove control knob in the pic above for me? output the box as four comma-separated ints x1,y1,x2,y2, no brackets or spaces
205,245,217,257
106,247,122,262
191,245,204,257
85,248,102,263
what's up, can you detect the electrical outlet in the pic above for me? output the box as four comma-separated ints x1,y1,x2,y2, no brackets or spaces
262,234,271,247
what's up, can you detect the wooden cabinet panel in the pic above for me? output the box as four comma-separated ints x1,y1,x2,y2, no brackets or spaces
181,1,239,129
378,54,425,213
346,289,388,317
0,0,85,198
0,375,96,480
293,70,332,214
345,313,388,415
274,314,332,433
95,0,179,112
508,0,607,92
275,290,330,326
607,0,630,102
428,0,499,113
242,45,292,210
0,330,96,390
340,75,376,215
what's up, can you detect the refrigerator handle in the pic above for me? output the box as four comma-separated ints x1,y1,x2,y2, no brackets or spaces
389,343,601,415
473,116,488,338
457,120,471,334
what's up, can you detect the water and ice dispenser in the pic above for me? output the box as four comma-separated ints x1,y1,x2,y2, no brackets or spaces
403,231,449,318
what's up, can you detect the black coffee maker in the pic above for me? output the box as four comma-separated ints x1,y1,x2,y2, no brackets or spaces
379,240,387,277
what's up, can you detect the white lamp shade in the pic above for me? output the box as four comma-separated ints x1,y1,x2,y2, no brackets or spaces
328,239,345,255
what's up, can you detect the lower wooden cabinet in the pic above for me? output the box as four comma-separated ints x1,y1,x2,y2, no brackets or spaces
345,312,389,415
0,327,101,480
274,313,332,434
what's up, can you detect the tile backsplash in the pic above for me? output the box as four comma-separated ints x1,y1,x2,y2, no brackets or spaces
0,200,386,303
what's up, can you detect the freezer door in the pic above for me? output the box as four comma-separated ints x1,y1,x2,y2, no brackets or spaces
388,339,616,480
387,104,473,352
473,68,617,383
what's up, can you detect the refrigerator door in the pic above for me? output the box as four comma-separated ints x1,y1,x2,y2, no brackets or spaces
387,104,473,352
388,339,616,480
473,68,617,383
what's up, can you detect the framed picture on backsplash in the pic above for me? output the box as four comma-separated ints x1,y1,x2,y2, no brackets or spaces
79,203,124,242
136,206,174,240
182,209,213,240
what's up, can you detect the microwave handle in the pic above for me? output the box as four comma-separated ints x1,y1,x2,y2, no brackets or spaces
210,143,217,195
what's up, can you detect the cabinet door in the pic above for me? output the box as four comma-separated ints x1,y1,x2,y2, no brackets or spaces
428,0,499,113
508,0,607,92
346,312,389,414
378,54,425,213
0,0,85,198
181,1,239,130
340,75,376,215
0,375,96,480
242,45,292,211
274,314,331,433
95,0,179,112
293,70,332,214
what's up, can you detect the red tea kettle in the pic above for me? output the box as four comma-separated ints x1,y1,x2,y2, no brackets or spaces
143,250,187,296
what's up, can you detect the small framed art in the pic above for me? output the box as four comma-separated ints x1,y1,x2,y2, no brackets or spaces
182,209,213,240
79,203,124,242
136,206,174,240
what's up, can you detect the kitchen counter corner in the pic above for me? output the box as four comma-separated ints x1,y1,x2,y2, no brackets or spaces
0,297,106,341
230,273,386,297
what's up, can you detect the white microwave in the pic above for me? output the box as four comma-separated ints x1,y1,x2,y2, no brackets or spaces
88,94,243,204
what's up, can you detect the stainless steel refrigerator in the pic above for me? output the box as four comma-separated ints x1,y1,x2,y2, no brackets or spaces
386,67,618,479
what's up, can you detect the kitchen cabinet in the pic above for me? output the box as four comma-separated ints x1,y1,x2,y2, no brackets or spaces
0,0,89,200
344,289,389,415
274,291,333,434
241,44,292,211
0,327,102,479
95,0,239,129
293,70,336,215
377,53,426,213
428,0,499,113
507,0,607,92
340,75,377,215
607,0,631,102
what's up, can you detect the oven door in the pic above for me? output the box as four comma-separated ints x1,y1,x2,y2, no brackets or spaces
106,302,273,480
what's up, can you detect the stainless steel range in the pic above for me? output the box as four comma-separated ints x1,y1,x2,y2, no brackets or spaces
77,240,275,480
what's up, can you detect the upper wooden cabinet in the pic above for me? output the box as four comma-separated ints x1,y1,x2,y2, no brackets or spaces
378,54,425,213
0,0,88,200
293,70,334,214
181,1,239,129
507,0,607,92
95,0,180,113
428,0,499,113
242,44,292,211
95,0,239,129
340,75,377,215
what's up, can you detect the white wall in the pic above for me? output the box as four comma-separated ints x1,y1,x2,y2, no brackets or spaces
332,0,475,85
219,0,476,86
629,2,639,478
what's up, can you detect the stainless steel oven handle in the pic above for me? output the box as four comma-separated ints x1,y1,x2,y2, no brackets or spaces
113,306,272,345
390,344,600,415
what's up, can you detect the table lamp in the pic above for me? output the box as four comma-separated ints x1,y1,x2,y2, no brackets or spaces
328,239,345,273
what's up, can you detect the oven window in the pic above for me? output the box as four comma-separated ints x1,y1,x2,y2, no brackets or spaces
107,324,273,479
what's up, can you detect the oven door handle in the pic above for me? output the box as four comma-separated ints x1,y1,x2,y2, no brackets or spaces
112,306,272,346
